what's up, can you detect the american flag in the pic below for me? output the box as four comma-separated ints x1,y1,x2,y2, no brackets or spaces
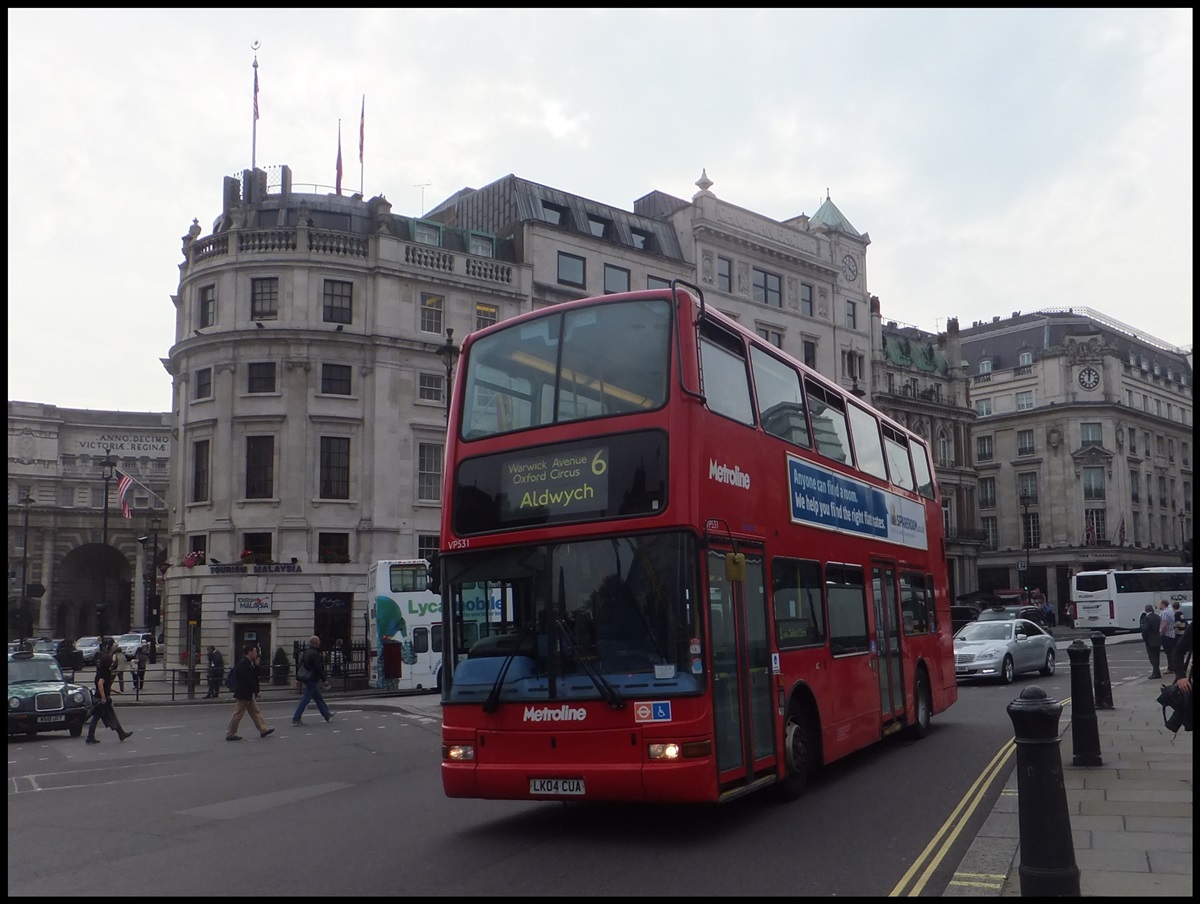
253,66,259,121
116,469,134,520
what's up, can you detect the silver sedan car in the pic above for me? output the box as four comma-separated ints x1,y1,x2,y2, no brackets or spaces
953,618,1056,684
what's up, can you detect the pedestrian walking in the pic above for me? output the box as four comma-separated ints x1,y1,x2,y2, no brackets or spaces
330,638,345,678
108,637,127,692
85,649,133,744
292,635,334,725
1140,603,1163,679
1159,599,1178,672
205,645,224,698
226,643,275,741
133,643,149,693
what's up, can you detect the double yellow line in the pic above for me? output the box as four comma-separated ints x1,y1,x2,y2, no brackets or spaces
889,695,1074,896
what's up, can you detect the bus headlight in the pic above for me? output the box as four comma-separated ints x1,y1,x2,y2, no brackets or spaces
443,743,475,762
648,740,712,760
648,742,681,760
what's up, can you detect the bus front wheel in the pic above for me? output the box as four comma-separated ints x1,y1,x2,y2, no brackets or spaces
774,706,815,802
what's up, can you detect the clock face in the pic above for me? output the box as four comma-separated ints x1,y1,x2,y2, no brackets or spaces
841,254,858,282
1078,367,1100,391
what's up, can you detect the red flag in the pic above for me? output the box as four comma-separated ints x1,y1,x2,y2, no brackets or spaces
1118,515,1126,545
1085,519,1096,545
253,65,259,121
116,469,134,520
359,95,364,164
336,123,343,195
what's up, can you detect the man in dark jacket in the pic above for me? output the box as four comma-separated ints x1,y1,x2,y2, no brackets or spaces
205,645,224,699
85,650,133,744
225,643,274,741
1140,603,1162,679
292,635,333,726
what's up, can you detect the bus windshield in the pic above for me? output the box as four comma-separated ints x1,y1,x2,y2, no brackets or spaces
460,298,673,439
443,532,701,703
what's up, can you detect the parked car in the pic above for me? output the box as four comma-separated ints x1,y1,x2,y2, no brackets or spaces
31,637,84,672
76,635,103,665
115,633,153,660
7,650,94,737
951,604,981,634
954,618,1056,684
976,604,1052,633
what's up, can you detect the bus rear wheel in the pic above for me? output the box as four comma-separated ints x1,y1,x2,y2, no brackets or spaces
774,706,814,802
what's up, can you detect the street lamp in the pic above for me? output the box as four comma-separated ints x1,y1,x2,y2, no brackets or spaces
97,448,116,634
148,515,161,633
435,328,460,420
99,447,116,546
1178,510,1186,555
1019,493,1032,603
20,495,34,642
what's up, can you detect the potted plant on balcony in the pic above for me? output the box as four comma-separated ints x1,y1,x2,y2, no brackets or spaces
271,646,291,685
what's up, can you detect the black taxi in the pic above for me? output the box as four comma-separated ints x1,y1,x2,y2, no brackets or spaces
7,650,93,738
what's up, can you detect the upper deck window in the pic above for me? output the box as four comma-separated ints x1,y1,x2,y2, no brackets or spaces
460,299,671,440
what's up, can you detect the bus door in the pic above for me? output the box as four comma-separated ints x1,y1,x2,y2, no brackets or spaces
706,546,776,791
871,562,905,724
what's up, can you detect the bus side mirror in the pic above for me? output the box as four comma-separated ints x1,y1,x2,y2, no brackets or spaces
725,552,746,582
426,552,441,593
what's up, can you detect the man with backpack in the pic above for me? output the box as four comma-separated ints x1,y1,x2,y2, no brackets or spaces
225,643,274,741
292,635,334,726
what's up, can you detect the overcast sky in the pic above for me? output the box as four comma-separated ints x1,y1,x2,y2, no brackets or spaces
8,8,1193,413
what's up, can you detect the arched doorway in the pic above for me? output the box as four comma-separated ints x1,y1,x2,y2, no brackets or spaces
56,544,131,638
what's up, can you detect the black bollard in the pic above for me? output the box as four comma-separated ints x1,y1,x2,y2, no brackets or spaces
1067,640,1102,767
1007,686,1081,897
1090,633,1114,710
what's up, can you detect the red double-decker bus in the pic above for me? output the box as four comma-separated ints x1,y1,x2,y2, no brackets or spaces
437,282,955,804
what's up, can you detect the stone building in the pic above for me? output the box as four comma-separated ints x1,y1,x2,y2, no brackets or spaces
960,308,1192,618
868,313,980,601
7,402,170,638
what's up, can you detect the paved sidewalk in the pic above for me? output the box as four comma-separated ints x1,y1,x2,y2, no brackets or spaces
946,633,1193,898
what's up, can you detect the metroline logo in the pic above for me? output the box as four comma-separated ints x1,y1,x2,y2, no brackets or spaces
709,459,751,490
522,705,588,723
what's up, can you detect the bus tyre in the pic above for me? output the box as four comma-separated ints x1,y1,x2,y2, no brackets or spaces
906,671,931,740
1039,650,1056,676
999,655,1015,685
774,707,814,802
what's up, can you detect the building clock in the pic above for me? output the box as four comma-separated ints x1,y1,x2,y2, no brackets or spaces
841,254,858,282
1078,366,1100,391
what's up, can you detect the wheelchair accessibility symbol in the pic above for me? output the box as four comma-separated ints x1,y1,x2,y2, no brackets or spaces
634,701,672,723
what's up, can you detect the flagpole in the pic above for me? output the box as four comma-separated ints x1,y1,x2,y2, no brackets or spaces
359,94,365,196
251,41,260,171
336,119,343,196
115,467,169,507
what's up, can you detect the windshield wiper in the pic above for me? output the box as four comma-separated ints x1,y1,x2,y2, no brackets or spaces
482,623,534,714
554,618,624,709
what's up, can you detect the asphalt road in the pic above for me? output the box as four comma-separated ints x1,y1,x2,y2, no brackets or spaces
8,637,1148,897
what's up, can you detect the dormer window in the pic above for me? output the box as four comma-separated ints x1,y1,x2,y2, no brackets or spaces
587,215,610,238
1018,351,1033,367
468,233,494,258
978,359,992,375
413,221,441,246
542,202,569,226
630,227,651,251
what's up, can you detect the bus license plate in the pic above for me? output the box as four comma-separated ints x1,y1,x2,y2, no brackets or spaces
38,715,66,723
529,778,585,796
